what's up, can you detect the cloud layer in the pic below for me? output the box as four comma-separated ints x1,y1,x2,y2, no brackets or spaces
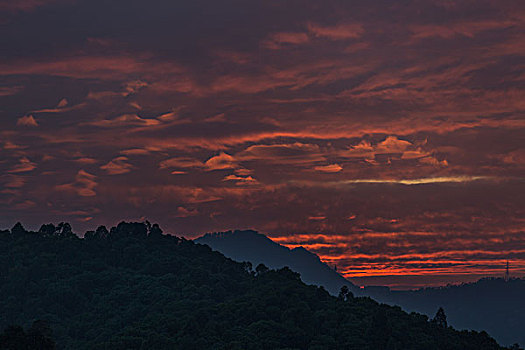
1,0,524,288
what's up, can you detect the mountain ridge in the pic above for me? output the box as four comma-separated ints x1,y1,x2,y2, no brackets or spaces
196,229,358,296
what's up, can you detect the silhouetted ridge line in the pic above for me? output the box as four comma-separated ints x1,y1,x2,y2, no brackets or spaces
0,222,519,350
197,230,360,295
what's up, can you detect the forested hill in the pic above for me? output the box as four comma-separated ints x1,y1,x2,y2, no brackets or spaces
0,222,514,350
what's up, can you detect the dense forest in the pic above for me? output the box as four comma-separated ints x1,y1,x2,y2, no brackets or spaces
0,222,517,349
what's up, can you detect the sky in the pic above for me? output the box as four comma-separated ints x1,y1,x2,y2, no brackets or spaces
1,0,524,289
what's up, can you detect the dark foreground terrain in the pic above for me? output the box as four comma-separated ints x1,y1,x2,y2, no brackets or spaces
0,222,517,349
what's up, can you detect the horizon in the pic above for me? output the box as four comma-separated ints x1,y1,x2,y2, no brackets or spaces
4,222,524,348
2,220,523,290
1,0,524,290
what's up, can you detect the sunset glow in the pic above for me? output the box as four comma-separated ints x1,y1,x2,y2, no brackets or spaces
1,0,524,288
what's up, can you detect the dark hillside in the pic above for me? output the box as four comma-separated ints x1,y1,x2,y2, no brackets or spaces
196,230,357,295
0,222,513,350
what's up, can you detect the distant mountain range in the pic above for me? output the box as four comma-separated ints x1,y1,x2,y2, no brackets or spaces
195,230,525,347
365,278,525,347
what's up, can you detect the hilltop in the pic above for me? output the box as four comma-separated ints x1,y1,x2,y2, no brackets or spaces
196,230,357,295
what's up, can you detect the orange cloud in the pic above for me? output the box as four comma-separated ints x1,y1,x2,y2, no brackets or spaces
222,174,258,185
204,152,236,170
401,148,429,160
291,176,492,187
8,157,37,173
314,164,343,173
501,150,525,165
88,114,161,128
418,156,448,167
159,157,203,170
120,148,152,156
0,55,183,80
57,98,68,107
234,168,254,176
376,136,412,154
56,170,97,197
17,115,38,127
100,157,133,175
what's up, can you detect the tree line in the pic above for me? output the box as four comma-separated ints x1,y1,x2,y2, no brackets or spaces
0,222,519,349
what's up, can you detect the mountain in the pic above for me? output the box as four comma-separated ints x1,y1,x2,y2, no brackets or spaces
364,278,525,347
196,230,524,347
196,229,357,295
0,222,513,350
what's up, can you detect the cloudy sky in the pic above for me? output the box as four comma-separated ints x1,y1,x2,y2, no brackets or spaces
1,0,524,288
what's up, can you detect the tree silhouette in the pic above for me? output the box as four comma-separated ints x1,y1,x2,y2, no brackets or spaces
11,222,26,235
95,225,109,239
38,224,56,236
148,223,163,238
338,285,350,301
255,263,269,275
433,307,448,328
56,222,73,238
242,261,253,274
